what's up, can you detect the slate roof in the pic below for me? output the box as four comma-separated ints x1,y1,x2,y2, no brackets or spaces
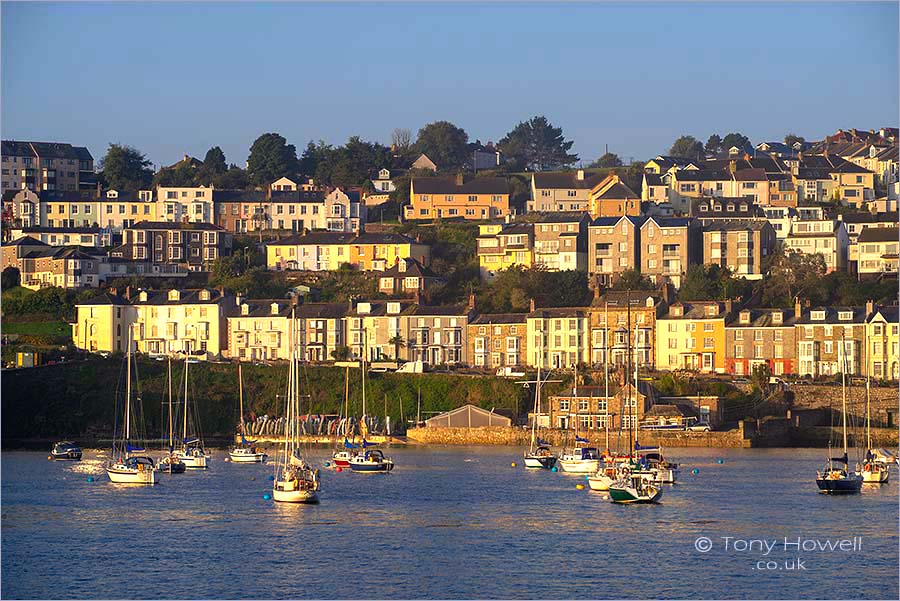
412,176,509,195
131,288,228,305
594,181,639,199
212,190,268,204
470,313,527,325
268,231,356,246
702,220,772,232
725,308,797,328
127,221,225,231
1,140,92,160
857,226,898,243
380,257,441,279
533,171,608,190
269,190,327,203
77,291,130,306
795,307,867,325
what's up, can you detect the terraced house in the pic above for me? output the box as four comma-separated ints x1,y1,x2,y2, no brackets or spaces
701,220,776,280
526,304,590,369
655,301,730,373
725,308,797,376
225,299,295,361
866,306,899,380
588,290,665,369
116,221,231,272
404,299,474,366
406,174,510,220
96,189,159,230
38,190,102,228
639,217,700,289
795,304,867,377
265,231,430,272
71,290,134,353
347,300,412,362
294,302,349,362
468,313,527,369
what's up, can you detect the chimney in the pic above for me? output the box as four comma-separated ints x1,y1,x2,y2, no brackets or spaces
348,296,355,311
728,160,737,175
577,169,585,181
529,298,536,312
455,173,464,186
724,298,733,315
414,289,421,305
109,287,118,297
468,292,476,311
236,293,242,307
125,286,132,301
794,297,802,320
866,299,874,315
593,284,601,301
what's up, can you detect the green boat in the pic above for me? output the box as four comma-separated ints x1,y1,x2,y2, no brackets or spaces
609,473,663,504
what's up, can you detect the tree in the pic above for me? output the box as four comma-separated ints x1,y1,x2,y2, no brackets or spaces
391,128,412,151
415,121,469,171
721,132,750,152
591,152,623,168
215,165,249,189
622,162,645,196
387,334,406,366
324,136,391,187
198,146,227,183
755,248,827,307
299,140,333,180
246,133,300,187
331,346,352,361
2,266,20,289
784,133,805,147
705,134,723,155
678,265,752,302
99,144,153,192
668,136,704,159
610,269,654,291
497,115,578,172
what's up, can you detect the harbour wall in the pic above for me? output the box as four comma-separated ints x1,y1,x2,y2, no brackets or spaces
405,425,753,448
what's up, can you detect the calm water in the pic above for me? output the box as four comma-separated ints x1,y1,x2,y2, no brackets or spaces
2,446,898,599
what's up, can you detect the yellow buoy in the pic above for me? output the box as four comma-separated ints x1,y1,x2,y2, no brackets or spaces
576,483,585,490
511,462,517,468
47,456,53,461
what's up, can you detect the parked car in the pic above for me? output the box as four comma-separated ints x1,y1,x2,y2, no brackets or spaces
688,422,711,432
395,360,425,373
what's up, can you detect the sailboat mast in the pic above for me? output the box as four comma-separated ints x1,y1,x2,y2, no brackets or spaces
840,332,848,456
627,292,633,454
633,320,639,449
183,347,189,442
866,373,872,451
167,357,174,450
238,363,245,438
417,386,421,424
344,365,350,437
361,334,367,420
604,301,609,452
125,324,132,443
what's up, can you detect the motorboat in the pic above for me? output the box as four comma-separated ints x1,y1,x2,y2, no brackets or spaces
349,448,395,473
50,441,82,461
558,446,600,474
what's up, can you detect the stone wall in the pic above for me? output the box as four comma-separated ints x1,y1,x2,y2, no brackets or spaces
789,384,898,426
406,426,751,448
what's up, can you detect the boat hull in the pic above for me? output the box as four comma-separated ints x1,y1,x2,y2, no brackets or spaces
176,453,209,469
156,461,186,474
609,484,663,504
523,455,557,469
816,477,863,493
51,451,82,461
106,465,156,485
228,450,267,463
860,465,890,483
272,485,318,503
349,461,395,472
588,473,615,491
558,459,600,474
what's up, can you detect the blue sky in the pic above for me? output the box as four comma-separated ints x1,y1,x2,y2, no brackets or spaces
2,2,897,168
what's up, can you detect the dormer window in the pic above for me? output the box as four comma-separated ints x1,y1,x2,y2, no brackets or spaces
270,303,279,314
358,302,371,315
699,205,708,212
645,297,654,308
705,305,717,317
671,306,683,317
168,290,180,301
726,204,735,212
387,302,401,315
838,311,853,321
714,204,722,211
811,310,825,321
241,303,250,315
139,291,148,302
739,311,751,324
739,204,747,211
199,290,210,301
771,312,783,325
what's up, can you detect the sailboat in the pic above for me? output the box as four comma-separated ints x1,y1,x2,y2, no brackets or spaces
816,333,863,494
272,303,320,503
349,338,395,473
609,319,662,503
106,324,156,485
558,362,600,474
157,357,186,474
331,366,355,468
590,302,619,490
229,364,268,463
524,363,557,469
174,349,209,469
857,375,890,483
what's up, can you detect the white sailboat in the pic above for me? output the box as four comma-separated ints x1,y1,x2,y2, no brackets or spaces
272,303,320,502
348,335,394,473
524,350,558,469
229,364,268,463
589,302,618,490
858,374,889,483
174,348,209,469
106,325,156,485
330,365,355,468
